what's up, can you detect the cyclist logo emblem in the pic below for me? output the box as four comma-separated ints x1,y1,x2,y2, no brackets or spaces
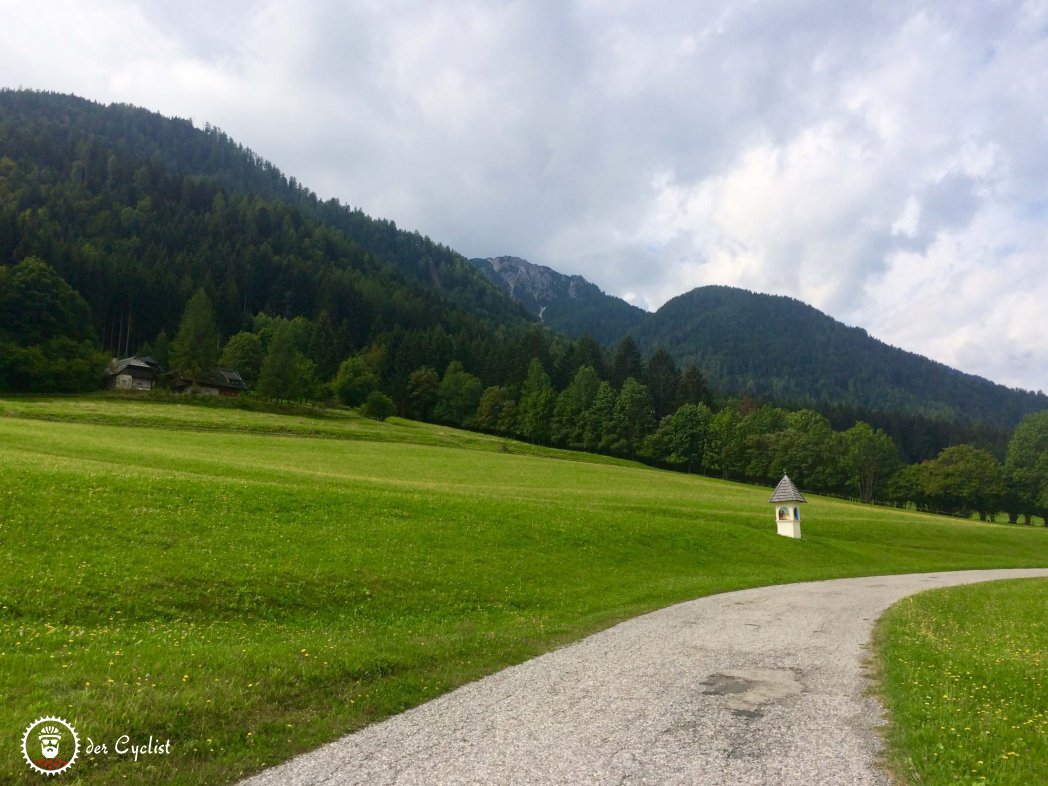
22,716,80,775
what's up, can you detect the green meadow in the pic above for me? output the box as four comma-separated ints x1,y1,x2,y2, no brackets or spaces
2,396,1048,785
876,578,1048,786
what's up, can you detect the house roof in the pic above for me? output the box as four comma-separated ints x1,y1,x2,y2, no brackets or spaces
769,474,806,503
174,367,247,391
212,368,246,389
106,356,161,377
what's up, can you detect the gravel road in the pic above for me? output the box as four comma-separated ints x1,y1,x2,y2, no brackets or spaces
239,568,1048,786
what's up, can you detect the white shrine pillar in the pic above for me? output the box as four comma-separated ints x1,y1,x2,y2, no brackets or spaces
769,474,806,539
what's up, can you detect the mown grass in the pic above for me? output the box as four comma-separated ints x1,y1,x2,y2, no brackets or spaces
0,394,595,451
875,579,1048,786
2,396,1048,784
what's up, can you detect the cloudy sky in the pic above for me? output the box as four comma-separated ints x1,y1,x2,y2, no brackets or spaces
3,0,1047,391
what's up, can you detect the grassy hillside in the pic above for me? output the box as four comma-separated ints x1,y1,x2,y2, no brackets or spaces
3,396,1048,784
876,578,1048,785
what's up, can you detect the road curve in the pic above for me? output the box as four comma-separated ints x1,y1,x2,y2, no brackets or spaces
240,569,1048,786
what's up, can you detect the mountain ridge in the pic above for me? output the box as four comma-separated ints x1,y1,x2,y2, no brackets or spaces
471,255,1047,426
0,88,531,334
470,255,645,343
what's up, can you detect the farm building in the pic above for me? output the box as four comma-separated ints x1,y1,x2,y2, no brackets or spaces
104,356,162,391
170,368,248,396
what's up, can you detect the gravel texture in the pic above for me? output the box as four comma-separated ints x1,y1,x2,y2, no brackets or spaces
240,569,1048,786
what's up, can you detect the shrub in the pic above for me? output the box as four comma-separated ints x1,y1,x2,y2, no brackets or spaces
362,390,395,420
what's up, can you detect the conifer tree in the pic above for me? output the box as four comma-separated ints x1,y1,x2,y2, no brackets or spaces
675,365,714,409
645,348,681,420
170,289,219,381
257,322,302,402
517,358,555,444
611,336,644,388
552,365,600,448
605,377,655,456
583,381,617,453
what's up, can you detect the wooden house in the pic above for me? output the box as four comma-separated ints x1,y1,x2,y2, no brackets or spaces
170,368,247,396
104,356,162,391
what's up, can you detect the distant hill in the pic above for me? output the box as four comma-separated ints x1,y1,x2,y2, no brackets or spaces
634,286,1047,426
0,89,531,354
470,256,644,343
472,256,1046,427
0,89,525,327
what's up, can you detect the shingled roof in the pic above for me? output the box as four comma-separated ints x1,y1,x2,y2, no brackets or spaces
769,474,806,503
105,356,161,377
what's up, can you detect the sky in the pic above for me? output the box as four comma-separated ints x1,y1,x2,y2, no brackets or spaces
2,0,1047,392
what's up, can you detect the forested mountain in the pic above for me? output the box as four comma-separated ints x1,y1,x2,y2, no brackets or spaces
632,287,1047,427
6,88,1040,432
470,256,645,343
471,255,1046,428
0,89,534,365
11,87,521,324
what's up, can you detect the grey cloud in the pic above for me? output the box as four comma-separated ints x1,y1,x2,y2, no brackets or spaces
908,174,983,247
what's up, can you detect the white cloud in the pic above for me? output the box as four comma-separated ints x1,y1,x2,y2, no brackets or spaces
859,205,1048,391
2,0,1048,390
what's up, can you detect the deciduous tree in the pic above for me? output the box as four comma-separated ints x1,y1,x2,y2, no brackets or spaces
845,422,900,503
333,356,378,407
646,403,712,472
0,257,106,393
219,331,264,388
1005,411,1048,524
433,361,482,426
406,366,440,420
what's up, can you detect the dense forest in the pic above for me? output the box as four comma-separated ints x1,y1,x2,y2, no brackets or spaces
472,256,1048,428
0,88,529,348
633,286,1048,426
2,88,1048,524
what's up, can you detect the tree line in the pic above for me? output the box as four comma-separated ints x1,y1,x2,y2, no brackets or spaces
4,252,1047,526
156,285,1048,526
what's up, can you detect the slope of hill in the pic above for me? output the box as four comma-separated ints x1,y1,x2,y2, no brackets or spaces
472,256,1046,426
470,256,645,343
0,88,531,345
633,286,1047,425
4,396,1048,784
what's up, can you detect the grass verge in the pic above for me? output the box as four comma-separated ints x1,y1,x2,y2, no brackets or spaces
874,578,1048,785
3,396,1048,784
